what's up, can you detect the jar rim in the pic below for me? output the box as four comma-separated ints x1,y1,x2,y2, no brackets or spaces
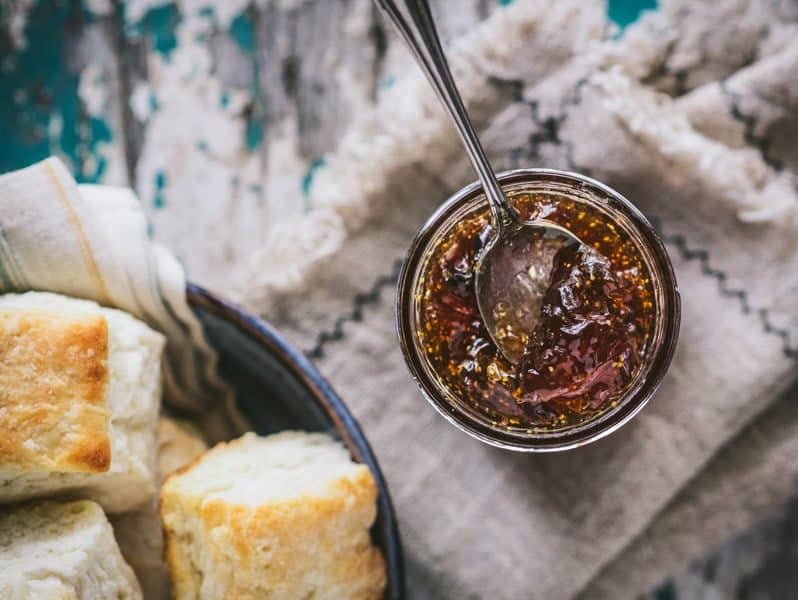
396,168,681,452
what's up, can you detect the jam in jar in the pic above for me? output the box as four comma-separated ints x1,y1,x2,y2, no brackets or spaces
416,191,655,432
398,170,680,450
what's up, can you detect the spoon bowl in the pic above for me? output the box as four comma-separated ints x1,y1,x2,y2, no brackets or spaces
475,220,582,365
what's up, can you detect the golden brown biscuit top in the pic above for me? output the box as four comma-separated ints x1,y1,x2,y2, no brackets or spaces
0,308,111,473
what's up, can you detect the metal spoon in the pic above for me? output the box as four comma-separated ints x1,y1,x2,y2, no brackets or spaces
376,0,583,364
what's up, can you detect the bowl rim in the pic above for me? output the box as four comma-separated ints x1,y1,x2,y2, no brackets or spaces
396,168,681,452
186,283,406,599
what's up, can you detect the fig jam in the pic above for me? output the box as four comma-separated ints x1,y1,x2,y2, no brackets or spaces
416,191,656,431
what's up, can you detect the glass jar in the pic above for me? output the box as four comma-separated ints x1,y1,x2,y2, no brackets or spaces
396,169,680,452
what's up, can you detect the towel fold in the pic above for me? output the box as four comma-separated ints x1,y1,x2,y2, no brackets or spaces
0,157,242,440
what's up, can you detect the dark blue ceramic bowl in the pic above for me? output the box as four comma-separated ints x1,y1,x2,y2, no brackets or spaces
187,284,405,599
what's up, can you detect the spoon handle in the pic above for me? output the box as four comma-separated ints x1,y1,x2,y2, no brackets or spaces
375,0,514,230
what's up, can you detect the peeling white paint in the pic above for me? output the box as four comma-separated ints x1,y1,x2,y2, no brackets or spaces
182,0,250,29
5,0,35,50
262,113,307,223
77,59,127,185
124,0,174,25
84,0,113,16
266,0,312,11
78,63,107,116
47,111,65,167
129,82,155,123
125,0,250,29
133,2,265,283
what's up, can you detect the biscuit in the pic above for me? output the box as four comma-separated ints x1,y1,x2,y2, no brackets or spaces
0,292,164,513
0,500,142,599
161,431,386,599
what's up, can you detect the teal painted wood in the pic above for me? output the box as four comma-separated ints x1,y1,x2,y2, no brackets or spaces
608,0,657,28
0,2,108,181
